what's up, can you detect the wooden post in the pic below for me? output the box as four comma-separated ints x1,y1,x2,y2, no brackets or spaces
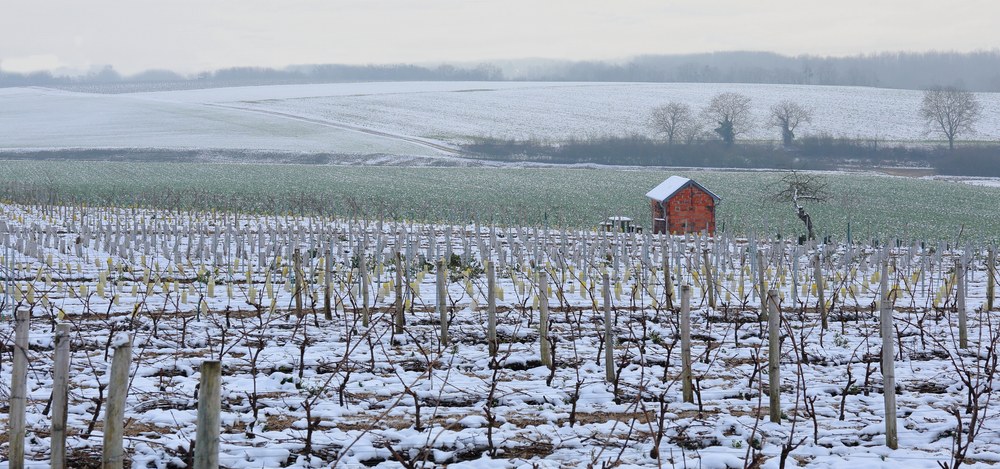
767,289,781,423
791,247,799,306
957,258,967,349
680,285,693,403
103,338,133,469
662,249,674,309
988,248,996,311
702,249,716,309
437,258,448,347
880,258,898,449
814,253,827,329
539,269,551,368
603,273,614,383
293,248,303,318
487,262,497,356
9,307,29,469
51,323,72,469
194,360,221,469
394,253,405,335
756,250,767,321
324,248,333,320
361,248,370,328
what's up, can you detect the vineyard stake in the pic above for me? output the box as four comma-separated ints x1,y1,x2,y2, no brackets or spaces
324,247,333,320
51,323,71,469
103,338,133,469
702,249,716,309
662,245,674,309
791,247,799,306
757,250,767,321
437,258,448,347
988,247,995,311
681,285,693,403
360,246,370,327
767,288,781,424
194,360,222,469
603,273,614,383
957,258,968,349
487,261,497,356
9,306,29,469
539,269,551,368
814,253,827,330
880,258,898,449
395,252,405,335
293,248,303,318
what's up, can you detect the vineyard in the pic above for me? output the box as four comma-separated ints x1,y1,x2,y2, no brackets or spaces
1,201,998,468
1,161,1000,241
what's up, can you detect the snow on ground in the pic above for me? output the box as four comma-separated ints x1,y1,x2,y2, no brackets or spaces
2,82,998,158
0,87,442,156
927,176,1000,188
151,81,1000,144
1,202,999,468
129,81,549,104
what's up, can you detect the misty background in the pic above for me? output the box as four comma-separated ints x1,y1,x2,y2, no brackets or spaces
3,50,1000,92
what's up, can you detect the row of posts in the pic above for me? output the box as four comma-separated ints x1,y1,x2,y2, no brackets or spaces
6,310,221,469
10,246,995,465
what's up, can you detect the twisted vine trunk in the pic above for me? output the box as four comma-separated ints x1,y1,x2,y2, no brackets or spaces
796,207,814,240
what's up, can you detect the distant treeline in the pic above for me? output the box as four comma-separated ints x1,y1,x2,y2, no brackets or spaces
462,136,1000,176
3,50,999,92
0,64,504,93
499,51,1000,91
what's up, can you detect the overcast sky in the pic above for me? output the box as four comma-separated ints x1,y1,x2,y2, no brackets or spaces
2,0,997,75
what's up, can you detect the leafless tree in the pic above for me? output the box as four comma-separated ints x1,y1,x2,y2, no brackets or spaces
772,172,830,242
920,87,982,150
680,119,708,145
649,102,693,145
703,92,754,146
769,100,813,146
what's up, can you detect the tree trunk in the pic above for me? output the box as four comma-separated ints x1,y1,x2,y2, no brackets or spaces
797,206,815,241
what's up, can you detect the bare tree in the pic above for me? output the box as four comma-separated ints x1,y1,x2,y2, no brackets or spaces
769,100,813,146
649,102,693,145
680,119,707,145
704,92,754,146
772,172,830,242
920,87,982,150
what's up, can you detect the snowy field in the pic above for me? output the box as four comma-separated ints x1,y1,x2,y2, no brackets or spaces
2,82,999,157
929,176,1000,188
203,82,1000,144
1,202,999,468
0,87,441,156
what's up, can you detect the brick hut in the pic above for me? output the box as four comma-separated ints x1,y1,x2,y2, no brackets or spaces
646,176,721,235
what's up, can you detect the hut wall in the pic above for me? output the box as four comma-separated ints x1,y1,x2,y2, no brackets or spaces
665,186,716,234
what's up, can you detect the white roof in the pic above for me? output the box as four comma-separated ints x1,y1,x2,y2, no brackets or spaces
645,176,721,202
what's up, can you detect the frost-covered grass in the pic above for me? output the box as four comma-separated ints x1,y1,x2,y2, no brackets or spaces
1,203,999,468
0,161,998,241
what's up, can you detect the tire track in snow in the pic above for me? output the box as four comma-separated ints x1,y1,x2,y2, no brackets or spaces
203,102,467,156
